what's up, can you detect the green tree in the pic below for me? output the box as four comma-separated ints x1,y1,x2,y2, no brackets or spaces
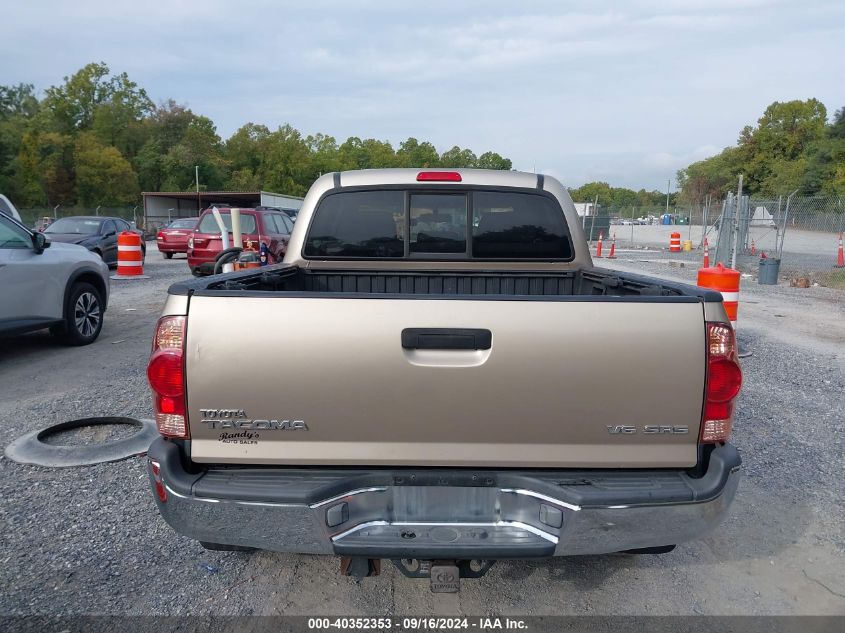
801,107,845,195
439,146,477,168
304,133,343,181
161,115,228,191
0,62,518,206
677,146,742,202
43,62,111,132
678,99,829,199
568,181,613,203
476,151,512,170
0,83,39,119
16,131,75,206
74,133,139,205
338,137,399,170
397,137,440,167
259,124,311,196
0,83,40,198
225,123,271,174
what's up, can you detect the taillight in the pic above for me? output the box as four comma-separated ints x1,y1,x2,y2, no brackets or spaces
147,316,189,438
187,236,194,249
701,323,743,443
417,171,462,182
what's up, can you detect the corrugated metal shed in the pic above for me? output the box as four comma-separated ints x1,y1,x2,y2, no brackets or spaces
142,190,303,229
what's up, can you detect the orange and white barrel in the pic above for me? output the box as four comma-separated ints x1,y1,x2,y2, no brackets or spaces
116,231,144,277
669,231,682,252
698,263,740,329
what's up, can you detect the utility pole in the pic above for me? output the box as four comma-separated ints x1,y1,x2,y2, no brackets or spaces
730,174,743,270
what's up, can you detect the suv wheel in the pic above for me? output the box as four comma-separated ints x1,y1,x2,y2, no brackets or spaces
163,252,173,259
52,282,104,345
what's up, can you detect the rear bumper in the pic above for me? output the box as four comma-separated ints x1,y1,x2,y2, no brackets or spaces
156,240,188,253
147,439,740,558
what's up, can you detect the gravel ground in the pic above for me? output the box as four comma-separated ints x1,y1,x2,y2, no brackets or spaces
1,245,843,616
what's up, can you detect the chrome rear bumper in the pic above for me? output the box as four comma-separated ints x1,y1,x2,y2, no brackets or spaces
148,439,740,557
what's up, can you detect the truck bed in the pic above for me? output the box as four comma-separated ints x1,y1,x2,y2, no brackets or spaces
171,264,722,301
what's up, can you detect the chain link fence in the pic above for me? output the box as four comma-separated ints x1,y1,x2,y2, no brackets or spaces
18,206,141,231
594,195,844,281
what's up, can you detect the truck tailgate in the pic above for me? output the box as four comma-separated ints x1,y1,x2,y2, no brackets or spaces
185,296,705,467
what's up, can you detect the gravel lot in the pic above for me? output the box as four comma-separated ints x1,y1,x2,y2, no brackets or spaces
1,244,843,616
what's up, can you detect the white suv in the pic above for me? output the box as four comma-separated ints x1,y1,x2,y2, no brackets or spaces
0,212,110,345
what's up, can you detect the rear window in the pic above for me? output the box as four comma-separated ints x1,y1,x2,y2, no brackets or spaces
169,218,197,229
197,212,257,235
472,192,571,259
304,189,571,260
304,191,404,258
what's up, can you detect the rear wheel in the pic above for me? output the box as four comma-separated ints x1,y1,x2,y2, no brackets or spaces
163,252,173,259
52,282,104,346
199,541,255,552
619,545,676,555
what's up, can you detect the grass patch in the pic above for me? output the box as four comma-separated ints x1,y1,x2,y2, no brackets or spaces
813,269,845,290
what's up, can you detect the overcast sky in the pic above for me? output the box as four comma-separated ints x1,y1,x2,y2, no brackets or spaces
2,0,843,191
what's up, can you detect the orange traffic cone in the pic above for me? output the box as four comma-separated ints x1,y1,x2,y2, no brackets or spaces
702,237,710,268
836,233,844,268
607,233,616,259
595,231,603,258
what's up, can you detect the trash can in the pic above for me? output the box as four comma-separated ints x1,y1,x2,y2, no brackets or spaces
758,258,781,285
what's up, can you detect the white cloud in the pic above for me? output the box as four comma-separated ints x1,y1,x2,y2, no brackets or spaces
1,0,843,190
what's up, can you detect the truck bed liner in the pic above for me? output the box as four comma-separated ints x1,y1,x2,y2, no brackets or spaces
171,265,721,301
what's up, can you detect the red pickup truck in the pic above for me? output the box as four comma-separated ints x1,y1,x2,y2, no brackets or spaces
187,207,293,275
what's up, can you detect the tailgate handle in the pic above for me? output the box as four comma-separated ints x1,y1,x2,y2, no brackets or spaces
401,328,491,351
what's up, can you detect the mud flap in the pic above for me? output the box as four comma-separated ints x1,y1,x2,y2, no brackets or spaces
340,557,381,578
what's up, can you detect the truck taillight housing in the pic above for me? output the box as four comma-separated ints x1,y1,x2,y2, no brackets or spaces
701,323,742,443
147,316,189,439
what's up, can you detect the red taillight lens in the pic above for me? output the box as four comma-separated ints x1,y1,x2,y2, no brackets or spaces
417,171,462,182
707,358,742,403
148,316,188,438
147,352,183,397
701,323,742,444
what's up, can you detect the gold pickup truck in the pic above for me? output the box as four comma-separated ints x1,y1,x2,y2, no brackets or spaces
146,169,742,585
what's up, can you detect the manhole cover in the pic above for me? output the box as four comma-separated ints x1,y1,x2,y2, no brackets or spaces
42,419,140,446
4,417,158,467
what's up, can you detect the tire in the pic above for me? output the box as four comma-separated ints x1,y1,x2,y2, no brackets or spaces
163,252,173,259
619,545,676,555
199,541,254,552
53,282,104,346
